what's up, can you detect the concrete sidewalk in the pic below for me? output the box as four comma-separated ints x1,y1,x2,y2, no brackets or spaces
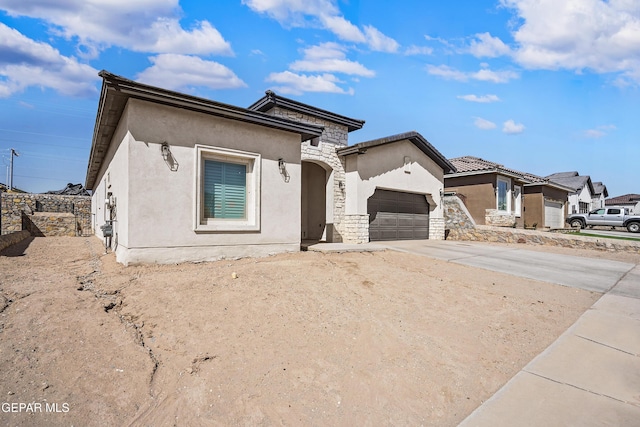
459,265,640,426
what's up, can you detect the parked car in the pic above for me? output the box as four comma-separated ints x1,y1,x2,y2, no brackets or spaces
567,206,640,233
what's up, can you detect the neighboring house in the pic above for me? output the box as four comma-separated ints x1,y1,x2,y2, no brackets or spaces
86,71,454,264
445,156,572,229
46,183,90,196
545,172,595,215
591,182,608,209
0,182,26,193
606,194,640,214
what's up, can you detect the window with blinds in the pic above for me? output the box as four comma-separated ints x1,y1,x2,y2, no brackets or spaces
203,160,246,219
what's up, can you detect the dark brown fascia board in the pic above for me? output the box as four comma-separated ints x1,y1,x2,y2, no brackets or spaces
523,181,574,193
85,71,324,190
445,168,527,182
248,91,365,132
99,71,324,139
337,131,456,174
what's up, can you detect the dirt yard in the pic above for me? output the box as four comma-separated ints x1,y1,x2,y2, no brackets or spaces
0,237,604,426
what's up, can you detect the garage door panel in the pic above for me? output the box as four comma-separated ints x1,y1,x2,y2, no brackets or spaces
412,214,430,227
374,213,398,227
368,190,430,241
544,201,564,228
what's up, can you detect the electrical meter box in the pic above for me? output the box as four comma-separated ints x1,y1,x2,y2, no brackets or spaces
100,223,113,237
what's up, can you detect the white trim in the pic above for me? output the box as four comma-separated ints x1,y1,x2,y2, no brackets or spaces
514,185,522,217
496,176,512,213
194,145,261,232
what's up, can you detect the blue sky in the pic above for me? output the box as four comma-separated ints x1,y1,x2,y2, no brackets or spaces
0,0,638,196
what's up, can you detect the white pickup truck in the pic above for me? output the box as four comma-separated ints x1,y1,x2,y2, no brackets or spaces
567,206,640,233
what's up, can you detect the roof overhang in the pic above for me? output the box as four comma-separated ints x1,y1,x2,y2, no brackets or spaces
248,90,365,132
523,181,575,193
337,131,455,174
85,71,323,190
445,168,525,181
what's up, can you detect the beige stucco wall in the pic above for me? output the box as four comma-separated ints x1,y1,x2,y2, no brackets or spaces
523,185,568,229
445,173,526,228
92,113,132,258
344,140,446,240
92,99,302,265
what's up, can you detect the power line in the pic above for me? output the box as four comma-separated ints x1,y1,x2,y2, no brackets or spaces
15,174,83,181
0,128,89,141
0,137,88,150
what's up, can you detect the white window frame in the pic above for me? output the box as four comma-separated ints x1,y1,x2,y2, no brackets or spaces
496,176,512,213
514,185,522,217
194,145,261,232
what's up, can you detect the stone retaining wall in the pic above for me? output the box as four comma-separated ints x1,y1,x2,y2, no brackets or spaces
0,230,30,252
1,193,91,237
443,194,475,230
448,225,640,255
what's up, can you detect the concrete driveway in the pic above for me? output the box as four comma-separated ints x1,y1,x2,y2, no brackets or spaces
383,240,635,293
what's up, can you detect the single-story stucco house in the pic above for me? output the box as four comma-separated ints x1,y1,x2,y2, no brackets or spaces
445,156,573,229
86,71,454,264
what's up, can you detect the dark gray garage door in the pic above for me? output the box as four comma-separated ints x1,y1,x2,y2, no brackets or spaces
368,189,430,241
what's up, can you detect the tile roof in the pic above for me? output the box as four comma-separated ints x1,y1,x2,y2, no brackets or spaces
448,156,526,178
605,194,640,205
446,156,574,191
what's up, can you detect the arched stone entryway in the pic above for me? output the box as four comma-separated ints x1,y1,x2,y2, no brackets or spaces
301,160,333,241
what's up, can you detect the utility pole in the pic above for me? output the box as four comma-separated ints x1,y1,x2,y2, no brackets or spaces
9,148,19,191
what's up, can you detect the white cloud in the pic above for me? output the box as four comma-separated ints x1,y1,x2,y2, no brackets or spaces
136,54,246,91
242,0,334,24
243,0,399,52
0,23,98,98
290,42,375,76
472,68,519,83
503,119,525,134
458,94,501,103
468,32,511,58
266,71,354,95
474,117,497,130
584,124,617,138
500,0,640,83
425,65,468,81
0,0,233,56
584,129,605,139
320,14,366,43
426,65,519,83
404,45,433,56
363,25,400,53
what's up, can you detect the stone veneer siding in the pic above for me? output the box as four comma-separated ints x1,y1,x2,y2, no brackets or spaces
448,225,640,255
485,209,516,227
429,217,445,240
342,214,369,243
267,106,350,242
443,194,476,231
1,193,91,237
